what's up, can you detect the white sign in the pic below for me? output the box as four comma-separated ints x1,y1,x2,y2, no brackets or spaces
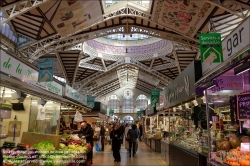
222,17,250,61
65,85,87,105
0,50,63,96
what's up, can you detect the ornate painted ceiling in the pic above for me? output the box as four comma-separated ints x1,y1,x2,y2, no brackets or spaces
0,0,249,97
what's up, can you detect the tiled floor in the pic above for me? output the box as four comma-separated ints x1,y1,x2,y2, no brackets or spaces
92,141,166,166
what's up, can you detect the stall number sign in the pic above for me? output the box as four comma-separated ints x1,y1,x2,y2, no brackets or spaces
237,93,250,120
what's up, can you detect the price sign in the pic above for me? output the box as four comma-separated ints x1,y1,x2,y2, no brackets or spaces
237,93,250,120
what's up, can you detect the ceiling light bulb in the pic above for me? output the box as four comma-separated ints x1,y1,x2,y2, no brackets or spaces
193,100,198,106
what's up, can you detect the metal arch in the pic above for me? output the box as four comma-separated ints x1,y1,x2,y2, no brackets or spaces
206,0,250,19
18,24,199,62
76,58,171,91
0,0,50,26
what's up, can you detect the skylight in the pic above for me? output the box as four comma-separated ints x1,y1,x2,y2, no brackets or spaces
103,0,151,9
105,34,151,41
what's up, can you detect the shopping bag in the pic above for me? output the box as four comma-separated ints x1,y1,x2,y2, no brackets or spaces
74,111,82,122
95,143,100,151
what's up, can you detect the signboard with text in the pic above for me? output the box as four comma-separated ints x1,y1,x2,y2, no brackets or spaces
199,33,223,75
150,90,160,107
0,51,63,96
237,93,250,120
163,60,202,108
38,58,55,82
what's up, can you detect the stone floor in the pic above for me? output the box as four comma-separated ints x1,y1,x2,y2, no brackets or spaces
92,141,166,166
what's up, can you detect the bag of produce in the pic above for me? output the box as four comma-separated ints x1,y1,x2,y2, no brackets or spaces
71,134,80,140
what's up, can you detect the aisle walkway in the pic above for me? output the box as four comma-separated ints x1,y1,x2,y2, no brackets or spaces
92,141,166,166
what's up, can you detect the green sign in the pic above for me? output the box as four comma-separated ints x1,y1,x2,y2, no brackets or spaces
199,33,223,75
137,111,142,117
87,96,95,108
38,58,55,82
109,109,114,116
150,90,160,107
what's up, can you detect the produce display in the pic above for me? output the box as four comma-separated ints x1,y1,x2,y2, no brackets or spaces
2,134,92,166
215,136,250,166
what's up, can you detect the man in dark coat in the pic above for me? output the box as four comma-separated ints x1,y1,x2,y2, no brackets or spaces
118,123,125,144
73,121,94,163
110,125,122,162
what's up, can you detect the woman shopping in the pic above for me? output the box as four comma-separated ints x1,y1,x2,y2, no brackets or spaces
127,124,138,157
110,125,121,163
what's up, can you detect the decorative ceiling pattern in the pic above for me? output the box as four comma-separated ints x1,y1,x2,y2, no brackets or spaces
0,0,249,98
85,39,171,55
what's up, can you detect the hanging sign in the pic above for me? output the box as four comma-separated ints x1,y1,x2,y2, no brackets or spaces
87,96,95,108
65,85,87,105
38,58,55,82
109,109,114,116
150,90,160,107
237,93,250,120
199,33,223,75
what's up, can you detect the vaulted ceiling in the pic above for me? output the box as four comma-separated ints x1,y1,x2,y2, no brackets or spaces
1,0,249,97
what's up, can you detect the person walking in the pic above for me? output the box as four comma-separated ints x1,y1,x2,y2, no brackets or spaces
110,125,121,163
127,124,138,157
118,123,125,144
124,123,131,151
100,125,106,151
139,122,143,141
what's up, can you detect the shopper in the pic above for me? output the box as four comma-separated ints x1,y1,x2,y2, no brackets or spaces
72,121,94,163
118,123,125,144
124,123,131,151
127,124,138,157
139,122,143,141
59,121,66,135
110,125,121,163
100,125,106,151
108,124,112,144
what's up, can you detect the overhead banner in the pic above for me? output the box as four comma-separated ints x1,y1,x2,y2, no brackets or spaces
199,33,223,75
109,109,114,116
38,58,55,82
87,96,95,108
50,0,103,37
150,90,160,107
65,85,87,105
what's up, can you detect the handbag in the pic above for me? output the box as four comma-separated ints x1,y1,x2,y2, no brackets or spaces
125,130,131,141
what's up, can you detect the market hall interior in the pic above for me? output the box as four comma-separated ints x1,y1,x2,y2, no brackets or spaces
0,0,250,166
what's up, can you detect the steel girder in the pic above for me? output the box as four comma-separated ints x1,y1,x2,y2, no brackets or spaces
136,80,157,90
89,80,120,95
151,62,177,71
79,62,104,71
76,59,125,90
55,52,69,84
172,50,181,73
136,85,150,93
206,0,250,19
0,33,17,53
96,85,120,97
80,57,96,63
71,51,82,86
18,25,199,62
0,0,50,26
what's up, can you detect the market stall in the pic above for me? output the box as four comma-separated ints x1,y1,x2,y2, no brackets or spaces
195,17,250,166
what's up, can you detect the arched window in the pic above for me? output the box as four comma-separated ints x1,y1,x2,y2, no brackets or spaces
107,95,120,113
136,94,148,110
